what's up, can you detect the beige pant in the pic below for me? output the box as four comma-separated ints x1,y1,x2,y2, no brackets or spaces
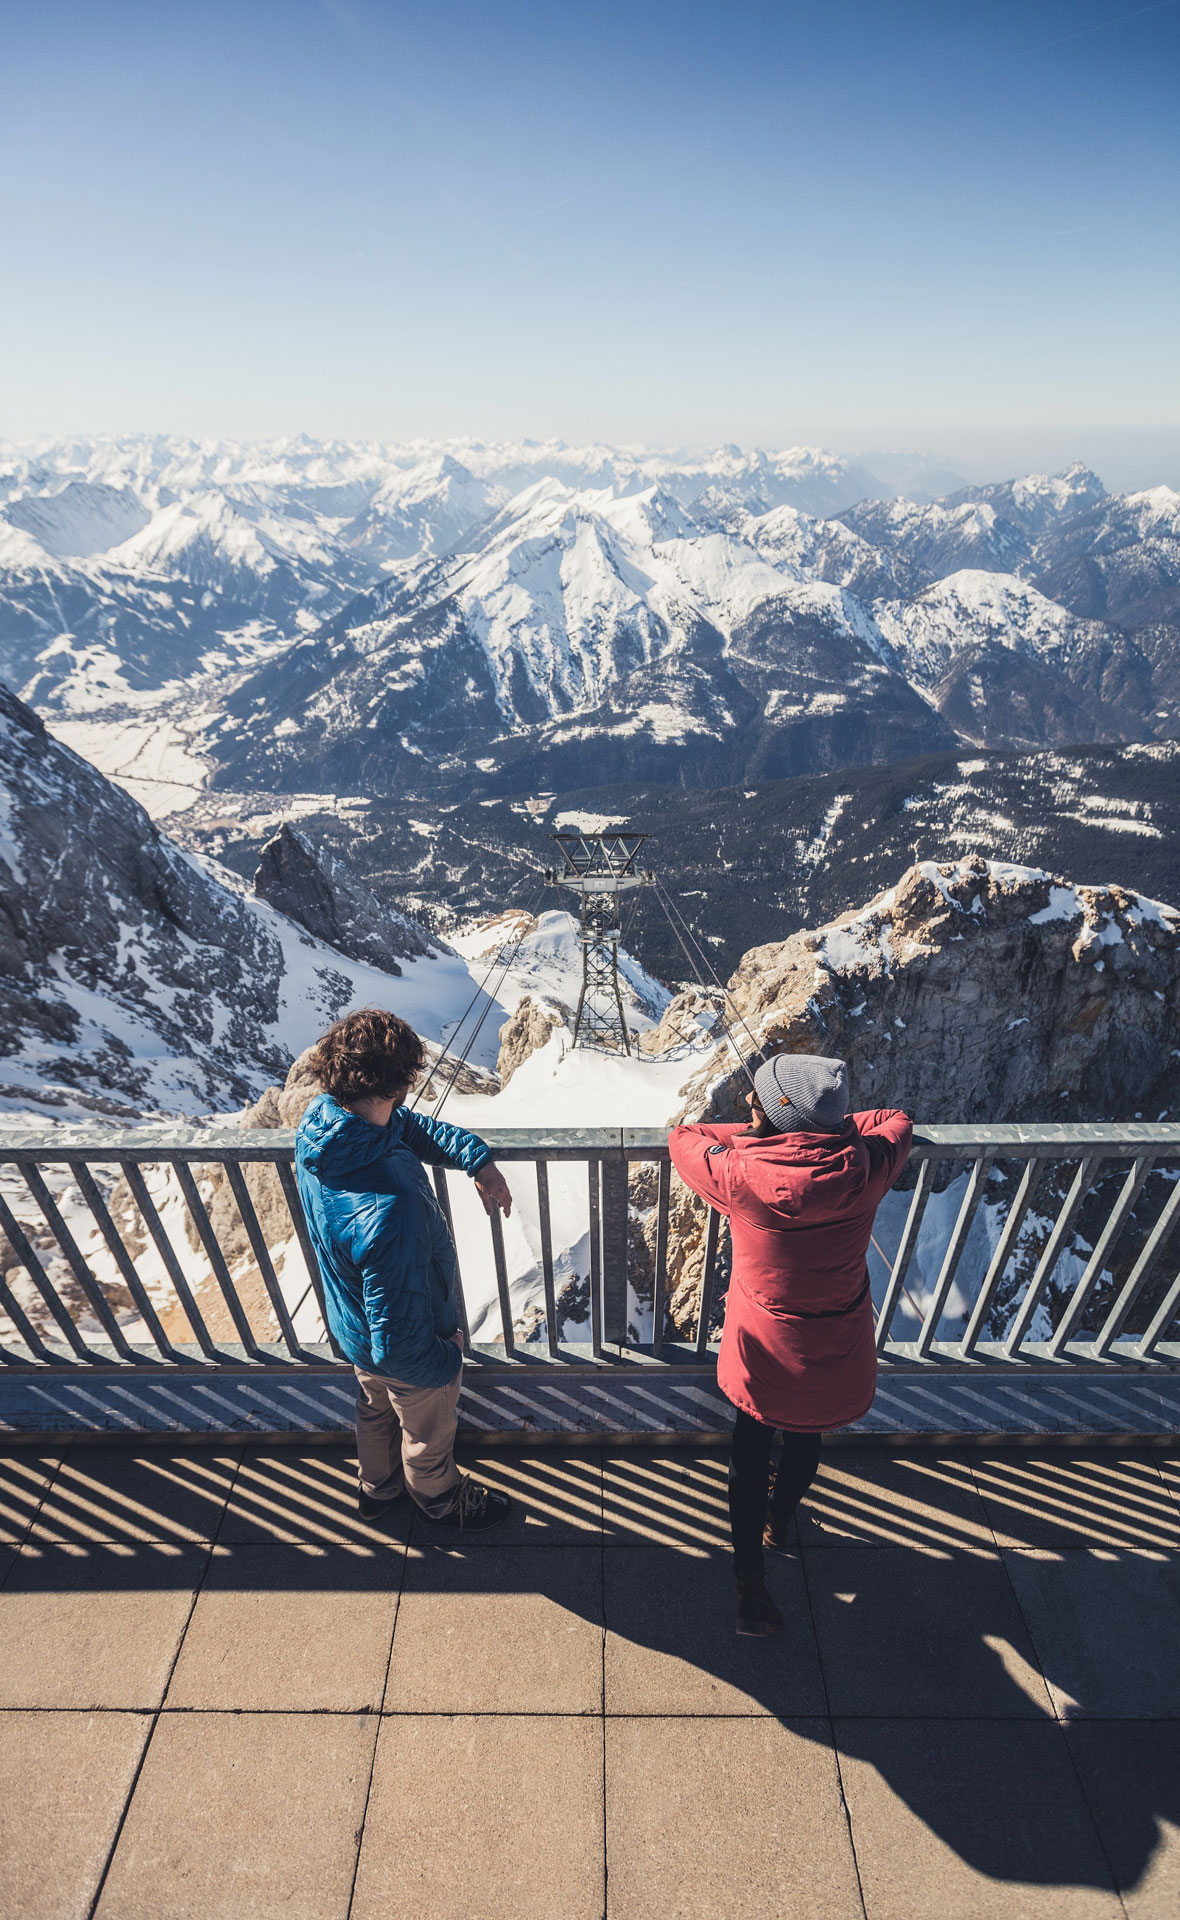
354,1365,462,1517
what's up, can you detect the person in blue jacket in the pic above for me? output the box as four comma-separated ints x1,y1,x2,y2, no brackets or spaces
295,1006,514,1531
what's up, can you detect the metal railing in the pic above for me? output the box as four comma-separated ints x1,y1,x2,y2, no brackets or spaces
1,1123,1179,1376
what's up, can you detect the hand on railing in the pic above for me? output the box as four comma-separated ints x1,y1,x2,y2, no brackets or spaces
474,1162,513,1218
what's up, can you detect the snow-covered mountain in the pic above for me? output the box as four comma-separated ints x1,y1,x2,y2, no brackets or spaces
207,475,954,797
872,570,1170,746
0,435,913,774
209,463,1179,799
2,435,1178,817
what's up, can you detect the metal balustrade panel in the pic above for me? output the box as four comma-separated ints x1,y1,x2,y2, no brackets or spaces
914,1153,993,1357
874,1159,935,1352
429,1168,471,1350
1002,1157,1099,1359
650,1158,672,1360
68,1163,178,1360
1093,1175,1180,1356
1048,1156,1154,1355
958,1157,1042,1358
117,1161,219,1359
0,1126,1178,1398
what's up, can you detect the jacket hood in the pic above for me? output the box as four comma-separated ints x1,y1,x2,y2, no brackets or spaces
732,1120,868,1224
296,1092,407,1179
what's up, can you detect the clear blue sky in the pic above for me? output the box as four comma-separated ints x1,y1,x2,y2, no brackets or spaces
1,0,1178,477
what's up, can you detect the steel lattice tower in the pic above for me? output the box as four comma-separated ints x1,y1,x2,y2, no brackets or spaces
546,832,655,1052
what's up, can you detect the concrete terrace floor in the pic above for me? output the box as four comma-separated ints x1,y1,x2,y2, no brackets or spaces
1,1442,1180,1920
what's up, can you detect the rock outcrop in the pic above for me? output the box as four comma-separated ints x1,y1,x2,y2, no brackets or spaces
645,857,1180,1340
668,857,1180,1127
496,997,567,1087
253,823,443,971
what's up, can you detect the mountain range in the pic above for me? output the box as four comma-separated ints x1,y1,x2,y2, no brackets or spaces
3,436,1178,822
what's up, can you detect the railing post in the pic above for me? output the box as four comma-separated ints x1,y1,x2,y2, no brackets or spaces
600,1150,630,1347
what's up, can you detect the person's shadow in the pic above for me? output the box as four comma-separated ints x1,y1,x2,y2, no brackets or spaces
5,1437,1178,1905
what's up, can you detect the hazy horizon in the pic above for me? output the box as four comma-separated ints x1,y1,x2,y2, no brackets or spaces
4,424,1180,498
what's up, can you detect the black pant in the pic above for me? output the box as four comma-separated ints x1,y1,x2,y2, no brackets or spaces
728,1408,822,1578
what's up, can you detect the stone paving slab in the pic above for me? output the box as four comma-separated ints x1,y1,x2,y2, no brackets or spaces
0,1448,62,1543
30,1446,239,1546
797,1447,996,1554
835,1718,1124,1920
606,1715,862,1919
803,1544,1053,1718
604,1543,825,1715
0,1709,150,1920
970,1450,1180,1552
352,1714,604,1920
602,1447,730,1552
0,1544,208,1709
386,1544,603,1713
94,1710,377,1920
166,1541,403,1711
221,1444,407,1546
1002,1548,1180,1718
447,1445,604,1545
1066,1721,1180,1916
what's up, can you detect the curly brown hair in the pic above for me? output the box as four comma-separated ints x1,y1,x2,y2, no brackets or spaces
309,1008,427,1105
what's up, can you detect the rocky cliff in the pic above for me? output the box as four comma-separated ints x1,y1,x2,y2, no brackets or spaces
662,856,1180,1126
253,823,444,972
0,682,456,1117
645,857,1180,1337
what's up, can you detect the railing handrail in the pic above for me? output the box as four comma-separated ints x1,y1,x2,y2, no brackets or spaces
4,1121,1180,1160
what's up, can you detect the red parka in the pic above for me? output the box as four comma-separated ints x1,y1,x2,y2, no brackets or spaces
668,1110,913,1431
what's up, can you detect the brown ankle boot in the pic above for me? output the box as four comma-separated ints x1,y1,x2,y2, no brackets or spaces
735,1574,784,1636
763,1514,793,1553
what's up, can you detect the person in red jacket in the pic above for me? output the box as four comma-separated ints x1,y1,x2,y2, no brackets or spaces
668,1052,912,1637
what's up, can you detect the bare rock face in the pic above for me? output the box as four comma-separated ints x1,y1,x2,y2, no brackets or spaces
0,682,398,1116
496,997,566,1087
253,823,443,972
671,856,1180,1127
643,857,1180,1340
638,987,728,1057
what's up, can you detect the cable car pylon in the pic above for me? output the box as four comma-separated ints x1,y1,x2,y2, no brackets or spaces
545,832,656,1052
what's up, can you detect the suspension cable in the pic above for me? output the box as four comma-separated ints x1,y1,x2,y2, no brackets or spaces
650,885,757,1089
651,882,765,1079
654,878,766,1065
410,881,546,1112
430,889,550,1118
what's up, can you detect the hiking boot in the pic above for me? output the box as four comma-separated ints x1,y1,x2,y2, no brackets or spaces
735,1573,784,1636
358,1488,407,1526
416,1475,511,1532
763,1514,793,1553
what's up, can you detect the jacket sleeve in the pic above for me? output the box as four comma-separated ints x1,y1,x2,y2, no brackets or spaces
854,1109,914,1199
356,1198,462,1384
667,1122,744,1215
396,1107,492,1176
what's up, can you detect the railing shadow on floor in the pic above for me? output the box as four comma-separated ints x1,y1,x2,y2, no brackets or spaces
2,1439,1178,1900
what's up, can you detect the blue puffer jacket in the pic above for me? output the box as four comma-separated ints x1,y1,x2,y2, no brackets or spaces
294,1093,492,1387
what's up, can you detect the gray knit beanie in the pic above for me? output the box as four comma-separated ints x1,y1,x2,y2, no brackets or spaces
753,1053,850,1134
